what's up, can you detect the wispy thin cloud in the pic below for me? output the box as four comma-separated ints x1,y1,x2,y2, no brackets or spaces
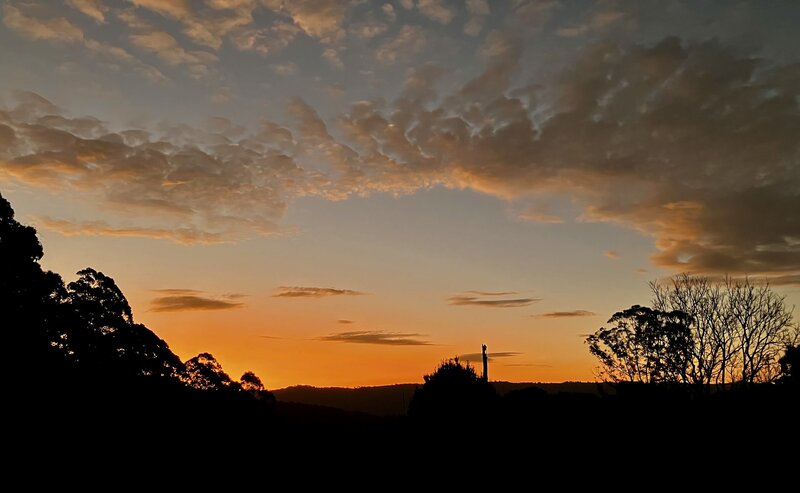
150,290,244,312
274,286,366,298
533,310,596,318
317,330,430,346
37,217,230,245
259,335,284,340
460,351,521,362
604,250,621,259
337,319,355,324
448,292,539,308
464,290,518,296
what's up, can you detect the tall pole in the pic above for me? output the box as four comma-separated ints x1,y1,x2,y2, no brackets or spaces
482,344,488,381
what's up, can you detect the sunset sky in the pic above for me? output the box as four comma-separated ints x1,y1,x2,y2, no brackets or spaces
1,0,799,388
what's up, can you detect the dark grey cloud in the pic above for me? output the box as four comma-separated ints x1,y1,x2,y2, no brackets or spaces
150,291,244,312
448,292,540,308
460,351,522,362
273,286,366,298
317,330,431,346
534,310,597,318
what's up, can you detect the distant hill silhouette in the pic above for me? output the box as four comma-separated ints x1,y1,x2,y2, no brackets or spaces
274,381,602,416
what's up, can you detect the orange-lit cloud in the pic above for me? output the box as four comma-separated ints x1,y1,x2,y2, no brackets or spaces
3,3,84,43
448,292,540,308
337,319,355,324
2,26,800,284
375,25,426,64
273,286,366,298
605,250,621,259
318,330,431,346
150,290,244,312
67,0,107,23
534,310,597,318
36,217,230,245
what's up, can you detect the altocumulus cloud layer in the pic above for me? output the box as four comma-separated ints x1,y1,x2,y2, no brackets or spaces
1,3,799,283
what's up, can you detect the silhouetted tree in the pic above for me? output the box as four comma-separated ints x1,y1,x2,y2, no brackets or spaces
64,268,184,379
586,305,692,384
240,371,276,404
408,358,498,419
184,353,240,392
779,345,799,384
1,192,67,374
653,274,798,386
240,371,264,392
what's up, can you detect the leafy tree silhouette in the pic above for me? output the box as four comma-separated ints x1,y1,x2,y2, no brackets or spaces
408,358,498,420
586,305,693,384
64,268,183,380
1,193,67,375
184,353,240,391
241,371,276,404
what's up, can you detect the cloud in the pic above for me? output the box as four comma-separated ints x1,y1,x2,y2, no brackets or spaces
321,48,344,69
375,25,426,64
3,4,84,43
276,0,351,44
271,62,297,76
448,292,540,308
334,37,800,283
150,289,244,312
350,20,388,39
464,290,517,296
415,0,456,25
129,29,217,76
129,0,191,20
604,250,621,259
0,91,303,243
3,32,800,286
459,351,521,362
337,319,355,324
533,310,597,318
229,22,300,56
317,330,430,346
464,0,489,36
151,288,203,295
518,204,564,224
382,3,396,22
35,217,231,245
273,286,366,298
67,0,107,23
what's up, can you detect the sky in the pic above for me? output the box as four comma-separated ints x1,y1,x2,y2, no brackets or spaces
1,0,799,388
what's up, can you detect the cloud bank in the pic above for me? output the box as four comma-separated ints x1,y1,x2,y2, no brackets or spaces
2,32,799,282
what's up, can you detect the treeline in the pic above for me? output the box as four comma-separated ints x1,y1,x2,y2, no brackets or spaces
1,192,273,412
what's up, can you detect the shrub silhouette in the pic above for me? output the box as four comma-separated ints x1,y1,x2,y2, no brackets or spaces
408,358,498,420
780,345,799,384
